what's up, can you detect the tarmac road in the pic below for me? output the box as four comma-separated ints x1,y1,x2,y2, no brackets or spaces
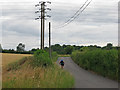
57,57,118,88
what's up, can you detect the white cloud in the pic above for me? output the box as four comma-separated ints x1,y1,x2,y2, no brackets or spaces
0,0,119,50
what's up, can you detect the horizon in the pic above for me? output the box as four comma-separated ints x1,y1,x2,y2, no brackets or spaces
0,42,118,51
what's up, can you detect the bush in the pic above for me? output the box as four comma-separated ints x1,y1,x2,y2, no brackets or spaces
65,46,73,54
33,50,52,67
51,52,58,62
71,49,118,80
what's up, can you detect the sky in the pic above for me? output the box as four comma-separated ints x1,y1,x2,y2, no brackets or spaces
0,0,119,50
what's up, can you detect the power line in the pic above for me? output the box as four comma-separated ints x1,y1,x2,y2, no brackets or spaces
54,0,92,29
62,0,92,27
53,0,89,29
64,0,89,24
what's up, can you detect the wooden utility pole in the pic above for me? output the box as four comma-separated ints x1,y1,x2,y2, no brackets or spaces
41,3,43,49
35,1,51,50
49,22,51,58
43,2,45,49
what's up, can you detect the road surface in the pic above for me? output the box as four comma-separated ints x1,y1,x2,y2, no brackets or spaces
57,57,118,88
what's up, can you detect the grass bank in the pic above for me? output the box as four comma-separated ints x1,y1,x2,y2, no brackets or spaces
71,49,118,81
3,50,74,88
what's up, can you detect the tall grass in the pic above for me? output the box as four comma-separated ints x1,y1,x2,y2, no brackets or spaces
3,60,74,88
51,52,58,62
71,49,118,80
3,51,74,88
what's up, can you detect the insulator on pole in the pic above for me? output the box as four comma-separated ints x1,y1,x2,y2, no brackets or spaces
46,15,51,18
35,4,39,7
46,8,51,11
47,1,51,4
35,18,39,20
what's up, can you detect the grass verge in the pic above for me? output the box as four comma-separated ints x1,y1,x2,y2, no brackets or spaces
3,52,74,88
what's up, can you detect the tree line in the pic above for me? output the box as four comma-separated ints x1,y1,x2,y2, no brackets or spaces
50,43,119,55
0,43,119,54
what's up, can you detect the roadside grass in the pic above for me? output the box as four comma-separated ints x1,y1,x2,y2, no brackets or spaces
51,52,58,62
58,54,70,57
2,52,74,88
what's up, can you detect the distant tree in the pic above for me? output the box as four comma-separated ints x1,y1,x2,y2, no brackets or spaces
55,44,61,47
9,49,14,51
51,44,66,54
74,46,83,50
73,45,76,47
80,47,89,52
44,47,49,52
102,46,106,49
107,43,113,49
2,49,16,53
65,46,73,54
96,46,101,49
102,43,113,50
63,44,67,48
31,48,38,52
17,43,25,52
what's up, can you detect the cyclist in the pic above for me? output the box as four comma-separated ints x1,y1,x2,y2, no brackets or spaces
59,60,64,69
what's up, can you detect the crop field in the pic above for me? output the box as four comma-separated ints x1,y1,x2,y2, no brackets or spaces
2,53,32,67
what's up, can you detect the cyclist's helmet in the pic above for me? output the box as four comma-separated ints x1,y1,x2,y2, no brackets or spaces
61,60,63,61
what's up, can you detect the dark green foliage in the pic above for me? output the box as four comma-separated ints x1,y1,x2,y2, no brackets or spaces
33,50,52,67
107,43,113,49
2,49,33,54
118,49,120,81
71,49,118,80
51,52,58,62
2,49,15,53
102,43,113,50
51,44,83,55
65,46,73,54
51,44,66,54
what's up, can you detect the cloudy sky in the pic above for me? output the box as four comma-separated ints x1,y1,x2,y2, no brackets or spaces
0,0,119,50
